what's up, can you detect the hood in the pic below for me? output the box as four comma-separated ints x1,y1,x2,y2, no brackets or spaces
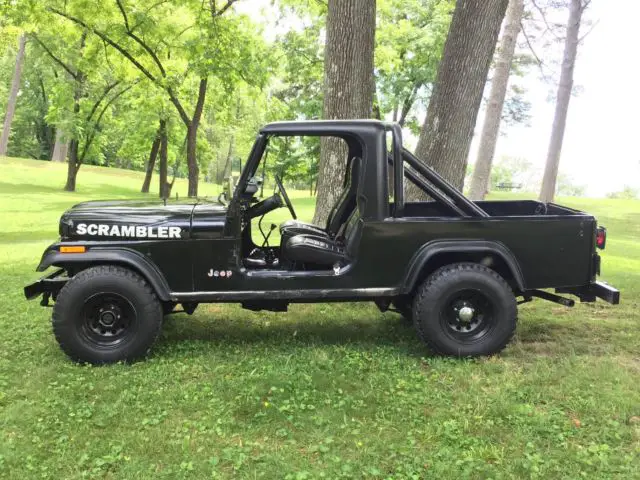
60,198,227,241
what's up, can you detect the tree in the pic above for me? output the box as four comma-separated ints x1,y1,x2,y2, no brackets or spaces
408,0,509,198
273,2,326,121
489,155,536,190
606,186,639,200
31,27,134,191
539,0,587,203
49,0,267,197
555,171,585,197
376,0,453,130
467,0,525,200
0,38,58,160
0,33,26,156
51,129,69,161
140,122,161,193
158,118,169,198
312,0,376,225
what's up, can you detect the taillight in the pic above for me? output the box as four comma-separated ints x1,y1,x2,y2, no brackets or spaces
596,226,606,249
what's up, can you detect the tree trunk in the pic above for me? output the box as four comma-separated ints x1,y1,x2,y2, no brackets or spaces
186,78,208,197
141,128,161,193
312,0,376,225
51,128,69,162
218,135,234,184
539,0,583,203
0,34,27,156
158,119,169,198
63,75,85,192
186,123,198,197
64,139,79,191
468,0,524,200
407,0,509,199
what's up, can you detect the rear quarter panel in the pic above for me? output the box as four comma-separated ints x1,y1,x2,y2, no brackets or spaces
359,215,596,289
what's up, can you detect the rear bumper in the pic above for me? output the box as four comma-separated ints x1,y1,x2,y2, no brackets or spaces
557,281,620,305
24,269,67,301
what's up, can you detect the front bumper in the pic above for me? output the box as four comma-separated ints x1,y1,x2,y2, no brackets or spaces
24,269,68,302
557,281,620,305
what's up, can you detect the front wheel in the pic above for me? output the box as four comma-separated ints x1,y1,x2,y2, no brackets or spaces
52,265,163,364
413,263,517,357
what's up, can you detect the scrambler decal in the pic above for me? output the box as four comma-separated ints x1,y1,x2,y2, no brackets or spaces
75,223,182,239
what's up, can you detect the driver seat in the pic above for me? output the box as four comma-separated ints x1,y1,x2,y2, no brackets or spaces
279,156,361,243
282,205,363,268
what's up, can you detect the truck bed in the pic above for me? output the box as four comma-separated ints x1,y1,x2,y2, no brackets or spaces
401,200,585,218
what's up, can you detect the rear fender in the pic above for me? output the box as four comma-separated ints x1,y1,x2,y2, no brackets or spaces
401,240,526,293
37,246,172,301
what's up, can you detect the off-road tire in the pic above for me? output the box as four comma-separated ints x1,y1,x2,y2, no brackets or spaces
413,263,517,357
52,265,163,364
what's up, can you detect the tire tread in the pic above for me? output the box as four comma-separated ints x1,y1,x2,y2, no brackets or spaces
52,265,162,364
413,262,517,356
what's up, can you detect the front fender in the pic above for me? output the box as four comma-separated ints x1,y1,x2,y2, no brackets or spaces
37,245,172,301
401,240,526,293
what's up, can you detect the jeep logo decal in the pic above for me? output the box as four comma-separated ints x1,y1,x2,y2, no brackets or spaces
75,223,182,239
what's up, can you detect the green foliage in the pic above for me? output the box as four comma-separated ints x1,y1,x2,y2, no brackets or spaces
376,0,453,129
1,157,640,478
606,185,639,200
265,136,321,191
272,18,325,121
489,156,535,190
0,0,456,191
502,83,532,127
0,0,276,188
556,172,586,197
3,39,56,159
258,0,455,191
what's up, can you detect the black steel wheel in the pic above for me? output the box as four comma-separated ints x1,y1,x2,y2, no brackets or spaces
52,265,163,364
80,293,136,346
413,263,517,357
440,289,495,342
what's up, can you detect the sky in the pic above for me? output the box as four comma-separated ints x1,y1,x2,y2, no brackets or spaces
491,0,640,196
238,0,640,197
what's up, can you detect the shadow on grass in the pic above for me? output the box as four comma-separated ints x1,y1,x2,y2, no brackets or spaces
2,200,80,213
0,180,147,199
157,309,425,354
0,230,59,244
0,181,68,195
156,306,637,360
514,315,636,356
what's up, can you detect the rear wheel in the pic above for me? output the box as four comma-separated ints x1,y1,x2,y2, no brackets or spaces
52,265,163,364
413,263,517,357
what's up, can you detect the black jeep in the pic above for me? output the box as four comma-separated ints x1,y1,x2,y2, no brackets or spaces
25,120,619,364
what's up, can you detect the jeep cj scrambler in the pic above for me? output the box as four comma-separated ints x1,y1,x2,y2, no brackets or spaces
25,120,620,364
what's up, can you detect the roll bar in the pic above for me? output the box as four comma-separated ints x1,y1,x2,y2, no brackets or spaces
401,148,488,217
386,123,405,218
384,133,488,218
387,155,466,217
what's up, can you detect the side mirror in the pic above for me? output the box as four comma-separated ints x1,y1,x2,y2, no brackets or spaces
243,176,262,196
217,176,234,206
224,176,235,197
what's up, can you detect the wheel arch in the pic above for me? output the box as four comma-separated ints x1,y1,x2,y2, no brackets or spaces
401,240,526,294
37,247,173,302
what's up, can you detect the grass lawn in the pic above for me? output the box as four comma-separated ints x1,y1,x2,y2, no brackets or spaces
1,157,639,479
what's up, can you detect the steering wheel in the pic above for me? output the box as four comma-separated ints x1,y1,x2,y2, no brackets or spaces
275,175,297,220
